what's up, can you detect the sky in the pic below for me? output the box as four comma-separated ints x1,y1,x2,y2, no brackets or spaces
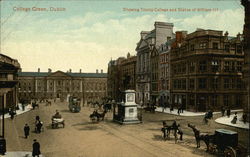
0,0,244,73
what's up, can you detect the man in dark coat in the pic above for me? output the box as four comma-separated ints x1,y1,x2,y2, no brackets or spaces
32,139,41,157
36,121,43,133
24,124,30,138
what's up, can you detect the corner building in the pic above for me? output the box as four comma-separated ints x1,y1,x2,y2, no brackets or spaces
170,29,245,112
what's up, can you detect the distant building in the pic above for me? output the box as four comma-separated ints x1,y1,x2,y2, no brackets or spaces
107,57,125,102
120,53,137,91
170,29,245,111
18,69,107,104
136,21,174,105
0,54,20,112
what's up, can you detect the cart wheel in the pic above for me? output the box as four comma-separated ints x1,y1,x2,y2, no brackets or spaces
208,144,216,154
224,146,237,157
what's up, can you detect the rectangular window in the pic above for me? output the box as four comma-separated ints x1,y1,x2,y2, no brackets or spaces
190,44,194,51
237,79,242,89
237,61,242,72
189,79,195,89
224,78,230,89
231,78,235,89
182,79,186,90
211,60,219,72
211,78,218,89
224,95,229,106
174,80,177,89
231,61,235,72
225,45,230,52
199,60,207,72
190,62,195,72
224,61,230,72
212,42,219,49
237,45,242,54
198,78,207,89
199,42,207,49
178,80,182,89
211,95,218,106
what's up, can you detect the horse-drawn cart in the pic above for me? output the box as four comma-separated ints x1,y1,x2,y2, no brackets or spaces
208,129,246,157
51,118,65,129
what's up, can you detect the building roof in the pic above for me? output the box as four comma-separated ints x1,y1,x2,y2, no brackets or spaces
18,72,107,78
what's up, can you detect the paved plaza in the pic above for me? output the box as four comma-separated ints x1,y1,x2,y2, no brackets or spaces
2,101,249,157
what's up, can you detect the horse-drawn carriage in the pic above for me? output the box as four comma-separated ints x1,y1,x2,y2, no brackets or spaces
89,110,107,122
208,129,246,157
68,96,81,112
51,118,65,129
188,124,247,157
51,111,65,129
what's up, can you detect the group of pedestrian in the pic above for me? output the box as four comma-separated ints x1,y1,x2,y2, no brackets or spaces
23,116,42,157
177,103,184,115
24,126,41,156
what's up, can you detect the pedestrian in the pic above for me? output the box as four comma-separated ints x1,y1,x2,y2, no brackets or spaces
170,105,174,113
242,113,247,124
180,103,184,113
10,110,15,120
221,106,225,117
36,121,43,133
22,103,25,111
32,139,41,157
231,112,237,124
24,124,30,138
32,102,35,110
177,107,181,115
226,108,231,118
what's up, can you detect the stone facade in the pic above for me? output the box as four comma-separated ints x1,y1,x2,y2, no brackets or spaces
158,38,176,107
120,53,137,91
0,54,20,112
136,22,174,105
107,57,125,102
170,29,245,112
18,70,107,104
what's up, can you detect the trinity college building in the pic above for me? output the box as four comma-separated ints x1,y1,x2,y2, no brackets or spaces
18,69,107,103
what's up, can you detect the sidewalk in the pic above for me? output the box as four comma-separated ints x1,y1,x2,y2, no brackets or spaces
0,151,44,157
155,106,243,117
215,113,249,129
0,104,32,119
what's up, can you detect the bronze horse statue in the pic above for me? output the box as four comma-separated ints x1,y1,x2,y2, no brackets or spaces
188,123,214,151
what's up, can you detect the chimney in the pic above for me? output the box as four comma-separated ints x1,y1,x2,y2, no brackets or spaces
101,69,103,73
96,69,98,73
38,68,40,73
140,31,149,39
80,69,82,73
69,69,72,73
48,68,52,73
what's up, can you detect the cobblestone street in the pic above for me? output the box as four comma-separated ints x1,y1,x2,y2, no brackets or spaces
4,101,249,157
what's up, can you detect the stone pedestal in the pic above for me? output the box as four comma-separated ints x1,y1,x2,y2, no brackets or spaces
113,90,140,124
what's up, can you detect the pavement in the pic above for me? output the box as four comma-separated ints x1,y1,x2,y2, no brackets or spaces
0,104,32,119
215,113,249,129
155,106,243,117
0,152,44,157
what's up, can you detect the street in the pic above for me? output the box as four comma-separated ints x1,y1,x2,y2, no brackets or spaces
4,101,249,157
